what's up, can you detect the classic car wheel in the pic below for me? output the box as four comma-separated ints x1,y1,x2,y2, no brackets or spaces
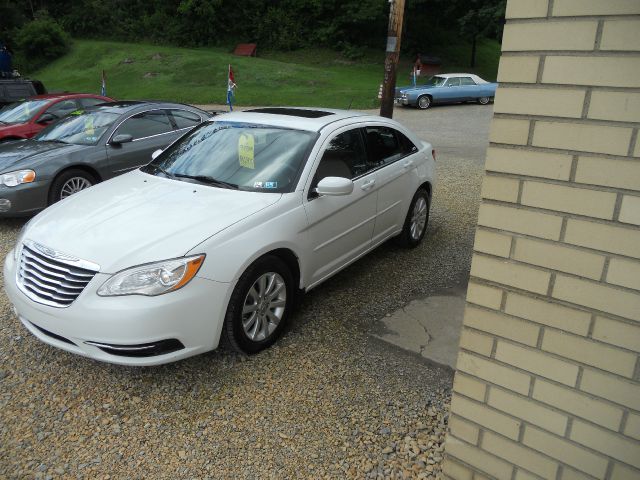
49,169,96,205
223,255,294,354
478,96,491,105
417,95,432,109
397,188,430,248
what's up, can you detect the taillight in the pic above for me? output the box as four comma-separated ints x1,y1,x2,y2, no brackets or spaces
432,149,436,161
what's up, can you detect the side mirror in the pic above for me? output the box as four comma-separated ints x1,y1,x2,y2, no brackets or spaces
315,176,353,196
151,149,163,160
37,113,56,124
111,133,133,145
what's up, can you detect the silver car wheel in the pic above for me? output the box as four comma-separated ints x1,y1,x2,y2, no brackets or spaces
478,96,490,105
410,196,428,240
418,95,431,109
60,177,93,199
241,272,287,342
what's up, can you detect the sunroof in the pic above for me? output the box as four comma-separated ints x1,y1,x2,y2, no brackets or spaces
246,107,334,118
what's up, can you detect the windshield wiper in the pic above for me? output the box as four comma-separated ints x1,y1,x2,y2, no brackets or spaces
38,138,69,144
173,173,238,189
147,163,176,179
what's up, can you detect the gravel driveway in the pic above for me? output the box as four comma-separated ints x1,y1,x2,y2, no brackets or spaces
0,103,491,479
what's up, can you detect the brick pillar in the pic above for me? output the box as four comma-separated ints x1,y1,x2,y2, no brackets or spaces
443,0,640,478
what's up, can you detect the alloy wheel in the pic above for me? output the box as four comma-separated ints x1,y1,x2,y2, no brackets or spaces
60,177,92,199
410,196,428,240
241,272,287,341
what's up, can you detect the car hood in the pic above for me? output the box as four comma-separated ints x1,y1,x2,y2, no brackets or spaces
23,170,283,273
0,139,85,172
397,85,438,94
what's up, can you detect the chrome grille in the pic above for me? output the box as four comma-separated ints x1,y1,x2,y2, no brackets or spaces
17,241,99,308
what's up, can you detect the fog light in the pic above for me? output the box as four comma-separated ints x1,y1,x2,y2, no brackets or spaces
0,199,11,212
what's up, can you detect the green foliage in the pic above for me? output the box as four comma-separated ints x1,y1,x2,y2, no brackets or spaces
3,0,492,55
14,14,70,71
458,0,506,40
31,38,501,108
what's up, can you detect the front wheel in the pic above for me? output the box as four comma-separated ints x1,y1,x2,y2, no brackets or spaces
478,96,491,105
397,188,430,248
48,169,96,205
417,95,431,109
222,255,294,354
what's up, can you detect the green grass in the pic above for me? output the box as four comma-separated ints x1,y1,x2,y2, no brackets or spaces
32,38,500,108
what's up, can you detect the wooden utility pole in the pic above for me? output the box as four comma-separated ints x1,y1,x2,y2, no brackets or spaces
379,0,406,119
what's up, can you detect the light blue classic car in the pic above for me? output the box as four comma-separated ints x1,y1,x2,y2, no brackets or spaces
395,73,498,109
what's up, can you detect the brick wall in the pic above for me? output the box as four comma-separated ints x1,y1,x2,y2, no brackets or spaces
443,1,640,478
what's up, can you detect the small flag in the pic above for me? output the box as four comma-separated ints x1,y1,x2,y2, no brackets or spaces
101,70,106,97
226,64,236,111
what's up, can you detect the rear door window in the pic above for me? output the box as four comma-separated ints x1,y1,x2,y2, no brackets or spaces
460,77,477,86
114,110,173,140
168,109,202,130
363,126,406,167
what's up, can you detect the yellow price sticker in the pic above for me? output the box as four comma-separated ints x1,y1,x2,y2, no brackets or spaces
238,133,255,169
85,116,95,136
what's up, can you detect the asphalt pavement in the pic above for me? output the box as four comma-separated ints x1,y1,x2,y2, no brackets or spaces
0,103,492,479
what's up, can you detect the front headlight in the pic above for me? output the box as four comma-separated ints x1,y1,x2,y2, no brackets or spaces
1,170,36,187
97,255,205,297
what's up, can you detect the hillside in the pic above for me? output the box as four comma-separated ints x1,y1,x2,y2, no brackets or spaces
32,39,500,108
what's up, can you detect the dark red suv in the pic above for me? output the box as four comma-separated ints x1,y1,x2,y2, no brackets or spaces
0,93,113,142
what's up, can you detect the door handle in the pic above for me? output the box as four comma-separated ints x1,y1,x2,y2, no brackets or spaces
361,179,376,191
402,160,414,169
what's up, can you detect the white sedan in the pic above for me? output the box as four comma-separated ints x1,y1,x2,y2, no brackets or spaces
4,107,436,365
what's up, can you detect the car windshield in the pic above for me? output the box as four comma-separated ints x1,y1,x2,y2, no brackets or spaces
35,110,119,145
422,76,447,87
0,99,50,124
141,121,316,193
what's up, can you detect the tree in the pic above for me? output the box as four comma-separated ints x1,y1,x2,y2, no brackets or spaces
458,0,505,68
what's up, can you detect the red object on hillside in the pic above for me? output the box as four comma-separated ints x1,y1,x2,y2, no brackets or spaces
233,43,257,57
0,93,113,142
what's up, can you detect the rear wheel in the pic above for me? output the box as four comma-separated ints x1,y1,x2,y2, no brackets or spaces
397,188,430,248
478,96,491,105
222,255,294,354
48,169,96,205
417,95,431,109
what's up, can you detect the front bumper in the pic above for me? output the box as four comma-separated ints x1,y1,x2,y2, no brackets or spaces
0,181,50,217
4,250,233,366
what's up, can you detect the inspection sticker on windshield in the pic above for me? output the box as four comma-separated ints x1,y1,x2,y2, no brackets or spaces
238,133,255,169
253,181,278,189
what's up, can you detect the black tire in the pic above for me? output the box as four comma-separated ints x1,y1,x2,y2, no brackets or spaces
222,255,294,354
48,169,97,205
478,96,491,105
417,95,431,109
397,188,430,248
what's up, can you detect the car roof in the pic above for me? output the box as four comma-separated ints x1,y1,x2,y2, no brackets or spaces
432,73,488,83
28,93,108,101
209,107,372,132
83,100,204,115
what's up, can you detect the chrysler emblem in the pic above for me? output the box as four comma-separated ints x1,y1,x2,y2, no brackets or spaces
32,242,80,262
